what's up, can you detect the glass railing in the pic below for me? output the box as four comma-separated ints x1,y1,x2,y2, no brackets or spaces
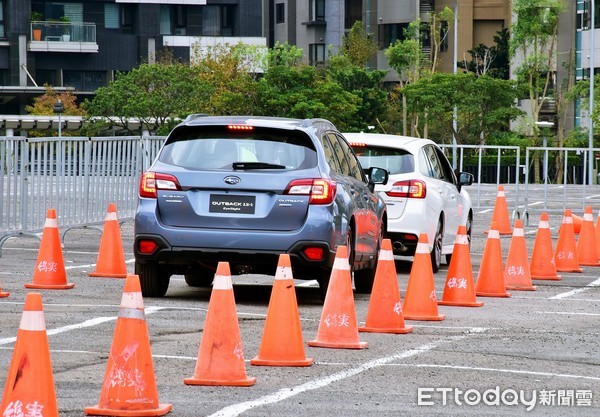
31,21,96,43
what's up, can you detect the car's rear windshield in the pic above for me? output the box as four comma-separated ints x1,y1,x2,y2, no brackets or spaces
351,144,415,175
159,126,317,170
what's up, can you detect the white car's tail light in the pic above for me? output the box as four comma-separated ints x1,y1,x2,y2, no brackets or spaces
284,179,337,205
139,172,181,198
386,179,426,198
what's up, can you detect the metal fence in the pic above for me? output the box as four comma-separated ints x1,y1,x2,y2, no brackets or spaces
0,136,165,254
2,136,600,254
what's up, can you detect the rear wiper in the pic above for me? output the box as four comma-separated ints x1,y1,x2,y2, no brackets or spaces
232,162,286,170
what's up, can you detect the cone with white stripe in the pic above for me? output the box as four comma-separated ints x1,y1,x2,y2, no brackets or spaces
85,274,172,416
359,239,414,333
308,246,368,349
530,212,561,280
89,203,127,278
0,293,59,417
185,262,256,385
504,219,537,291
438,225,484,307
25,208,74,289
402,234,445,320
485,185,512,235
475,222,511,297
554,209,583,273
576,206,600,267
251,254,313,366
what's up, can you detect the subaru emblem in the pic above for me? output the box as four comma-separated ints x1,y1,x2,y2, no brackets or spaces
224,176,241,185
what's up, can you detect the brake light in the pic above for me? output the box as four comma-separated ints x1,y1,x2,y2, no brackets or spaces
303,246,325,261
138,240,158,254
284,179,337,205
227,124,254,131
349,142,367,147
386,179,426,198
139,172,181,198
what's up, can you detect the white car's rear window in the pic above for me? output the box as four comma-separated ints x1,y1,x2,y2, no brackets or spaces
352,145,415,175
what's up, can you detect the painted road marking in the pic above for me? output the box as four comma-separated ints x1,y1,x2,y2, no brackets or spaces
535,311,600,317
549,277,600,299
477,209,492,214
206,329,487,417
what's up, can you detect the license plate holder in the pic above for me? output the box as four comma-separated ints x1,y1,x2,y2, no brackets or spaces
209,194,256,214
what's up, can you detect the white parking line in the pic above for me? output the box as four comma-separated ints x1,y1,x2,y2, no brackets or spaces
391,364,600,381
0,306,164,346
586,194,600,199
535,311,600,317
477,209,492,214
206,329,487,417
549,277,600,299
526,201,545,207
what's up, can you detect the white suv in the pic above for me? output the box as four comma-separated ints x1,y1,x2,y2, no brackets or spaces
346,132,473,272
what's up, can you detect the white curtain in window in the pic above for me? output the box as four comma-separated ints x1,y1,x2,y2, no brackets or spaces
202,6,219,36
64,2,83,22
160,5,172,34
105,4,119,28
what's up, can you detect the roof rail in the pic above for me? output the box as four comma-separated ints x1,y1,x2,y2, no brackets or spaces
184,114,209,123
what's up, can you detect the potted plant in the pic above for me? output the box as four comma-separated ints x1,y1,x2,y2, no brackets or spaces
59,16,71,42
30,11,44,40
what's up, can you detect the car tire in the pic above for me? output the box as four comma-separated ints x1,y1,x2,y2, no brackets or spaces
431,219,443,273
135,261,170,297
184,268,214,287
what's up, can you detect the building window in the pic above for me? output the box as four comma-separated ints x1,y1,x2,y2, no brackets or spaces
580,0,600,29
439,21,449,52
0,1,5,39
344,0,361,30
33,1,83,22
64,71,105,92
379,23,409,49
105,4,119,29
202,5,235,36
276,3,285,24
309,43,325,66
161,5,187,35
309,0,325,22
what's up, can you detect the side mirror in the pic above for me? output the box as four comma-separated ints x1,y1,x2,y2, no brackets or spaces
459,172,474,186
365,166,388,185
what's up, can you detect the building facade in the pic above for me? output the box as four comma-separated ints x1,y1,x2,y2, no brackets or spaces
0,0,264,116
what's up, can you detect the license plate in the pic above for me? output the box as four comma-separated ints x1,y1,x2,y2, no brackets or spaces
209,194,256,214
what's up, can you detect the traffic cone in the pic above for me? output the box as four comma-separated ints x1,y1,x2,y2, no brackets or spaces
595,209,600,260
358,239,414,333
251,254,314,366
0,293,59,417
25,208,74,290
554,209,583,273
504,219,537,291
438,225,483,307
576,206,600,267
308,246,368,349
530,213,561,280
475,222,511,297
89,203,127,278
0,282,8,298
572,213,582,235
185,262,256,385
485,185,512,235
402,234,445,320
84,275,172,416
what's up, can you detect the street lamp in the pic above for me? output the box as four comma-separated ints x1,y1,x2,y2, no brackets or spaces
535,121,554,184
53,99,64,138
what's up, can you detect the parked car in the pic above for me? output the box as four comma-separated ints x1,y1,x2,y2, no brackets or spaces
345,132,474,272
134,115,388,299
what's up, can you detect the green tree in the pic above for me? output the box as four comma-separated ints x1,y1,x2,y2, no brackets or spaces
26,85,85,136
458,28,510,79
510,0,566,182
340,21,378,68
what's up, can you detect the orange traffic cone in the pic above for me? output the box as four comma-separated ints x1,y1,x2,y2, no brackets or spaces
308,246,368,349
475,222,511,297
185,262,256,385
0,282,8,298
530,213,561,280
554,209,583,273
25,208,74,289
85,275,172,416
438,226,483,307
504,219,537,291
251,254,314,366
89,203,127,278
576,206,600,267
595,209,600,260
485,185,512,235
402,234,445,320
0,293,58,417
559,212,583,235
359,239,414,333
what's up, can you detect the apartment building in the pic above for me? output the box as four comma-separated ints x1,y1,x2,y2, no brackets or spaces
0,0,264,116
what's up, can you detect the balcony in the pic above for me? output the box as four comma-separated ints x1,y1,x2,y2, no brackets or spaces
29,21,98,53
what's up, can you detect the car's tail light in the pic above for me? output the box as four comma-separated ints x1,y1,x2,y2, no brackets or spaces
303,246,325,261
284,179,337,205
386,179,426,198
227,124,254,131
138,240,158,254
139,172,181,198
